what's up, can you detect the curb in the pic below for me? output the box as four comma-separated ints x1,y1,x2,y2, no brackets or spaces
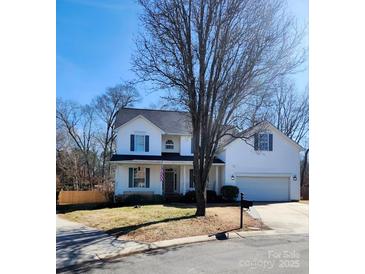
57,229,305,272
95,229,279,259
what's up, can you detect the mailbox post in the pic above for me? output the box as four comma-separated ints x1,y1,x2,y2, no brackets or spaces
240,193,244,229
240,193,253,229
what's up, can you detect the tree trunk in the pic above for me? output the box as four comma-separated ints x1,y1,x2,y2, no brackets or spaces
301,149,309,195
195,182,206,216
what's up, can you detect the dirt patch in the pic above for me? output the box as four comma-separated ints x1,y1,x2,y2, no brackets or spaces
120,206,265,243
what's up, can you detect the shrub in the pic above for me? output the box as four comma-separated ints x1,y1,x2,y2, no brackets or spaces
150,194,165,204
221,185,239,201
123,194,146,205
182,190,217,203
183,191,196,203
121,194,165,205
207,190,217,203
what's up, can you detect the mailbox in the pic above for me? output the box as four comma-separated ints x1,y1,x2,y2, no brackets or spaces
241,199,253,209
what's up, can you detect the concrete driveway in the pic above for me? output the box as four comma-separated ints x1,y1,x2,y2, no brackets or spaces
249,202,308,234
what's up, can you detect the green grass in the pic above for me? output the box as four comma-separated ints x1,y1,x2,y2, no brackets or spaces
61,205,196,231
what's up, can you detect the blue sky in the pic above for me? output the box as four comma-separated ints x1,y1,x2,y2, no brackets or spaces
57,0,308,107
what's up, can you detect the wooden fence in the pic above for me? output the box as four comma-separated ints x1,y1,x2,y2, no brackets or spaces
58,190,109,205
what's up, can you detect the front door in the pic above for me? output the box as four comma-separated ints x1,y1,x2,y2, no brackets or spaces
164,169,175,193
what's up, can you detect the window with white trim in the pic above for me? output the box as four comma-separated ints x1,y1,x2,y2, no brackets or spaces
165,140,174,150
133,167,146,188
135,135,145,152
258,133,269,151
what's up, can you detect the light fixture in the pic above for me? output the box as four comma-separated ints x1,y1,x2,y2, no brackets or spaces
231,174,235,181
293,175,297,181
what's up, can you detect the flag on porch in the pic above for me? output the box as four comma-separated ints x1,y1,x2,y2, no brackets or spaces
160,167,164,183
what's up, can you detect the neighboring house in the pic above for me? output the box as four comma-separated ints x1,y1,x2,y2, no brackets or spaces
111,108,303,201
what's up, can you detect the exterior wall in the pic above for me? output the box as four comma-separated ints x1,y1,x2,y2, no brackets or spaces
222,130,301,200
113,114,300,200
218,166,225,194
179,165,221,194
180,135,193,156
181,165,193,193
161,135,181,153
115,117,163,155
114,163,224,196
115,164,162,195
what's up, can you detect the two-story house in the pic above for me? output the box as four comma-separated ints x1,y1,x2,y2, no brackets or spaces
111,108,303,201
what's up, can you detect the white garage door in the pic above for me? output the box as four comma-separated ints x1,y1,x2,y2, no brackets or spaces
236,176,290,201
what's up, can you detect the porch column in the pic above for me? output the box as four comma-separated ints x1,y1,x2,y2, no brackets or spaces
160,164,164,194
215,166,219,193
183,165,186,194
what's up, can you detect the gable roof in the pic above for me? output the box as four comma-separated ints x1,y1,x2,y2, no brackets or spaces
221,121,304,151
115,108,304,150
115,108,192,135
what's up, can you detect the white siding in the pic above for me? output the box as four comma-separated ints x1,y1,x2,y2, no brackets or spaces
115,116,162,155
115,164,162,195
161,135,180,153
180,135,193,156
180,165,220,193
223,129,301,200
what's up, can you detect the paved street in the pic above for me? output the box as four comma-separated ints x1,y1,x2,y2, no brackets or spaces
59,233,308,274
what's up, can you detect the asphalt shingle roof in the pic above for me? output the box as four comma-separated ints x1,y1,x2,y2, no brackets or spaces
115,108,192,135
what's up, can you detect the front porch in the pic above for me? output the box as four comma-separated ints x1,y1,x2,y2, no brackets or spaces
162,164,223,196
113,161,225,197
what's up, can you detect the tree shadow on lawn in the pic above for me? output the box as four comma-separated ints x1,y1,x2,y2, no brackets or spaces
163,202,240,208
105,214,196,238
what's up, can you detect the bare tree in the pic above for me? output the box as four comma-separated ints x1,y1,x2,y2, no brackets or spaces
133,0,305,215
269,78,308,145
56,99,99,187
301,148,309,193
93,83,140,181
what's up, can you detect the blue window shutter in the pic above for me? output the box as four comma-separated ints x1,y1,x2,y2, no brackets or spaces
254,133,258,150
146,168,150,188
269,134,273,151
130,135,135,151
145,135,149,152
128,168,133,188
189,169,194,188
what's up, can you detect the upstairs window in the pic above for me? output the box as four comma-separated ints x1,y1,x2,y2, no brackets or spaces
135,135,145,152
259,133,269,151
165,140,174,150
130,134,149,152
254,133,273,151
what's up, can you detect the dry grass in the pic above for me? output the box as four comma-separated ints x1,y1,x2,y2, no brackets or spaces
60,204,265,243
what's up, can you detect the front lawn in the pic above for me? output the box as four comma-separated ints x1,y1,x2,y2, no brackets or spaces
60,204,265,243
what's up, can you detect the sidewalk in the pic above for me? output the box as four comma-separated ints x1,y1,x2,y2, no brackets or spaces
56,216,147,269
